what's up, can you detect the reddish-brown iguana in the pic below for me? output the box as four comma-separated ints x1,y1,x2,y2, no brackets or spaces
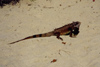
9,21,81,44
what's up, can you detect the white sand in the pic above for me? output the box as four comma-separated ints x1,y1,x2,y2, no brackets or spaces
0,0,100,67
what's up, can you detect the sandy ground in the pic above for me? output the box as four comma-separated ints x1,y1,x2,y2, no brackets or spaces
0,0,100,67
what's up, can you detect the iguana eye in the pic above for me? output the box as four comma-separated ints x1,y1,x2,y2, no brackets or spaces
74,22,79,25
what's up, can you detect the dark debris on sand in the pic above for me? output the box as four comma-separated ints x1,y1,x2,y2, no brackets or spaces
0,0,20,8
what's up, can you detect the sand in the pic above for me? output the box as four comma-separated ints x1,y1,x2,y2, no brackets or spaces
0,0,100,67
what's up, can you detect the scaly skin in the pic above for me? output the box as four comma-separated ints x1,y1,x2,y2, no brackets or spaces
9,21,81,44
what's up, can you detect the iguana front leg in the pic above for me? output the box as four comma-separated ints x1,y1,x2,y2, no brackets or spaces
70,27,79,37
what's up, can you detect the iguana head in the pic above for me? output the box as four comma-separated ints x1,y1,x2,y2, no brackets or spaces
72,21,81,28
70,21,81,37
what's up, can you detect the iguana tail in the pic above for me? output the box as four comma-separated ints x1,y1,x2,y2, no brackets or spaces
9,31,54,44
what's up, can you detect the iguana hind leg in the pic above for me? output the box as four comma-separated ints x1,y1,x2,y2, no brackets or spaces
54,32,63,41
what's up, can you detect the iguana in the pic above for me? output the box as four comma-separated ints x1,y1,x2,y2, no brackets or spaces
9,21,81,44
